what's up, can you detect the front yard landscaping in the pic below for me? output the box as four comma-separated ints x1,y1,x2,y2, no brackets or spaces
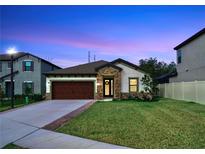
0,95,42,112
56,98,205,148
0,99,31,112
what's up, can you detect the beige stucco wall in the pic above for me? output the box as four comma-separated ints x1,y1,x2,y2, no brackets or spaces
115,63,145,92
170,33,205,82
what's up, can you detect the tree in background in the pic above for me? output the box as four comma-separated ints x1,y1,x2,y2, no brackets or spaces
139,58,176,96
139,57,176,79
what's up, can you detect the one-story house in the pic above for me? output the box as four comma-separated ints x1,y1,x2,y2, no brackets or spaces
45,58,147,100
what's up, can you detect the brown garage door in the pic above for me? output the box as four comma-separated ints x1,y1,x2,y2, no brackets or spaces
52,81,94,99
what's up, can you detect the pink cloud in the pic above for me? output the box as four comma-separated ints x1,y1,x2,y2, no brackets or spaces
2,27,177,57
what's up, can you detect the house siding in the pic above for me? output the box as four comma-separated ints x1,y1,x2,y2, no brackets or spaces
8,55,41,95
115,63,145,93
0,54,60,96
41,61,59,95
170,33,205,82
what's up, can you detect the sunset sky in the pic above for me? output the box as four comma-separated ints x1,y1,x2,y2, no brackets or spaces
1,6,205,68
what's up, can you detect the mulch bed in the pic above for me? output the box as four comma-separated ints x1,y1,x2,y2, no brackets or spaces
42,100,96,130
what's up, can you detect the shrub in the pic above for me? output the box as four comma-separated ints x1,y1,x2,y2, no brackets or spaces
14,95,24,100
15,94,43,102
128,94,136,100
141,74,159,95
136,91,154,101
32,94,43,101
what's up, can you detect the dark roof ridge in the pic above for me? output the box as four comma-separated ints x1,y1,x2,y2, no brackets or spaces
45,60,109,75
0,52,61,69
111,58,147,74
95,62,122,71
174,28,205,50
62,60,108,70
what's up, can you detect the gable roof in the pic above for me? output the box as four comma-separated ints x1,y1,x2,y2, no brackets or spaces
95,62,122,71
0,52,26,61
0,52,61,69
174,28,205,50
45,60,109,75
45,58,148,76
111,58,146,74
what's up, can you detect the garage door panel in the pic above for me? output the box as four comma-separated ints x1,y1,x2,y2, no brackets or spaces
52,82,94,99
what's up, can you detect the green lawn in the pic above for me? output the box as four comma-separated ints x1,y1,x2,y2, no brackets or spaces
3,143,24,149
0,98,36,112
56,98,205,148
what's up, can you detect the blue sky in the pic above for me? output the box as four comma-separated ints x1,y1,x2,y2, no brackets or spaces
1,6,205,68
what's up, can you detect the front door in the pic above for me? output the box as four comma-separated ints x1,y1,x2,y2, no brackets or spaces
5,82,14,98
103,78,114,97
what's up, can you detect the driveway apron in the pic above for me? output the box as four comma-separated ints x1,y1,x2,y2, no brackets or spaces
0,100,92,148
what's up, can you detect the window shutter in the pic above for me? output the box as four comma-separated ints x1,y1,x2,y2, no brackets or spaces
22,61,25,72
31,61,34,71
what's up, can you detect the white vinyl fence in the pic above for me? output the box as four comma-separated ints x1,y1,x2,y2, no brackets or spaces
159,81,205,105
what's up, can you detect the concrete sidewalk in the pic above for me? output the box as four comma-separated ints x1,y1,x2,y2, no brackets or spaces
0,117,38,148
1,100,128,149
0,100,92,148
0,100,91,128
14,129,128,149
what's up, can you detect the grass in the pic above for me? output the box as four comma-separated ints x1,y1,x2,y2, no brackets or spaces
3,143,24,149
0,98,36,112
56,98,205,149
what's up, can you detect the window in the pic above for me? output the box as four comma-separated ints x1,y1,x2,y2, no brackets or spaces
23,61,34,71
129,78,138,92
23,82,33,95
0,62,2,72
8,61,11,69
177,50,182,64
51,66,54,71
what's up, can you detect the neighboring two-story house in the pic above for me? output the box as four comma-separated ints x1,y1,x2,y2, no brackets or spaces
0,52,61,97
169,28,205,82
157,28,205,83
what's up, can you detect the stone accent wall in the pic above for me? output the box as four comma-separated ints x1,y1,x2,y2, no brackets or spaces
96,67,121,99
45,93,51,100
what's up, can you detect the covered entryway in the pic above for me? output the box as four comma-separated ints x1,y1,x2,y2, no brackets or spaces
52,81,94,99
103,78,114,97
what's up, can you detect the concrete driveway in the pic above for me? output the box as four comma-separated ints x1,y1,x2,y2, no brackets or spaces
0,100,92,148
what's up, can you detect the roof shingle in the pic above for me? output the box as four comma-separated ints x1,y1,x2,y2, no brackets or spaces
45,60,109,75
